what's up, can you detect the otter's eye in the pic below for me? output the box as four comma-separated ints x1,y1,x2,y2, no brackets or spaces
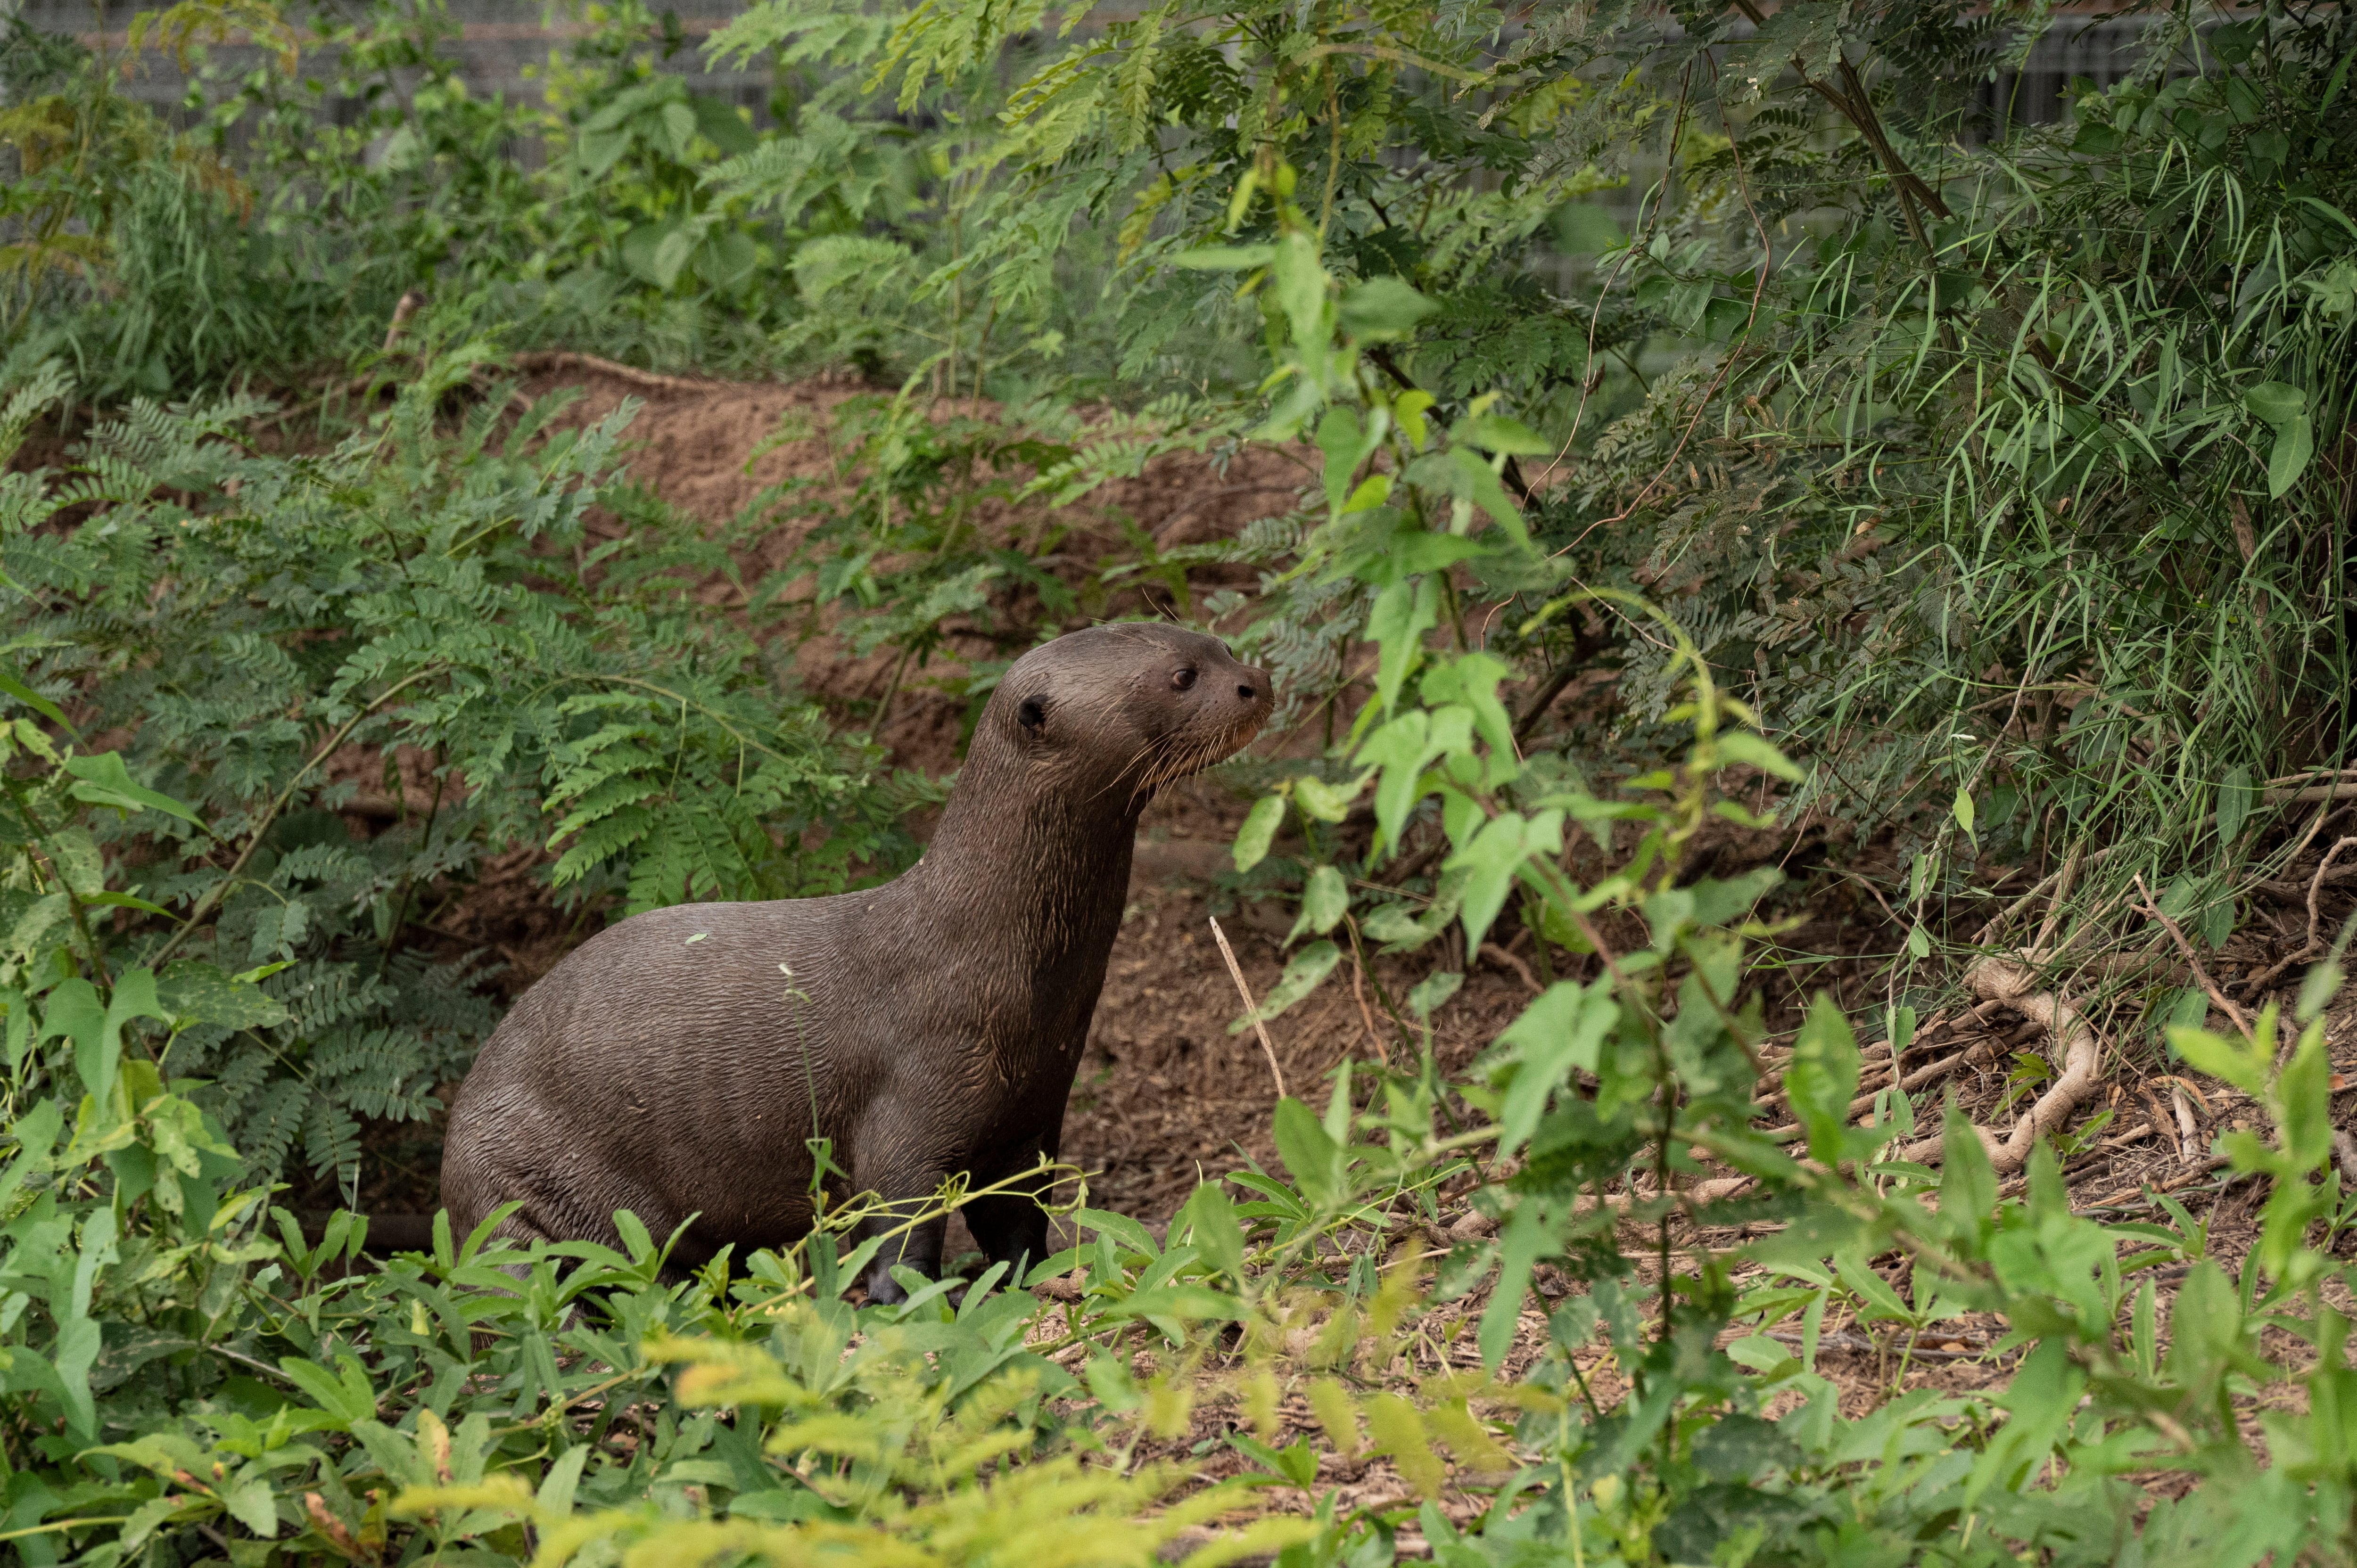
1018,697,1047,731
1172,668,1198,691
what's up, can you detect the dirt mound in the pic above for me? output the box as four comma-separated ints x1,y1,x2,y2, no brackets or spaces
516,354,1308,780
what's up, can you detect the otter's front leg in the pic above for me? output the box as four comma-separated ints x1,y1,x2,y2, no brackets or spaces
849,1137,952,1305
860,1207,948,1305
963,1188,1050,1284
963,1130,1059,1285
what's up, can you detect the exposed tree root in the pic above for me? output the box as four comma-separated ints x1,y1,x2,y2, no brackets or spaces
1892,957,2102,1173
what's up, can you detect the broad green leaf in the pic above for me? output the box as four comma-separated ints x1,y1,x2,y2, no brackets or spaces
1953,787,1975,836
2161,1260,2241,1394
1338,275,1434,337
2217,764,2254,844
1479,1200,1550,1372
156,960,291,1031
2280,1023,2332,1170
1104,1283,1247,1321
82,891,171,917
1834,1246,1915,1322
39,969,166,1106
1490,981,1616,1157
1271,231,1331,356
1966,1340,2086,1506
1233,794,1286,872
2267,413,2314,498
688,91,758,156
1445,446,1528,544
1271,1097,1343,1206
1315,406,1380,517
0,664,69,727
2244,380,2308,424
1239,941,1341,1027
1404,969,1461,1020
1178,1181,1246,1286
1071,1207,1158,1261
222,1474,279,1537
537,1443,591,1519
1170,244,1274,270
1298,865,1349,935
1938,1102,1998,1249
2297,958,2345,1023
658,100,698,159
1714,730,1804,782
1394,390,1435,450
2168,1024,2270,1096
278,1353,378,1427
1443,810,1564,953
1786,994,1861,1164
1367,576,1440,714
1291,772,1363,822
1459,412,1549,456
1420,654,1516,761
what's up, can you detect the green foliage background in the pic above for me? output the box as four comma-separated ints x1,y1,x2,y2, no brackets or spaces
3,0,2357,1560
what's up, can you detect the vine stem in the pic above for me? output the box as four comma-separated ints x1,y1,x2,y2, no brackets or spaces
152,666,447,968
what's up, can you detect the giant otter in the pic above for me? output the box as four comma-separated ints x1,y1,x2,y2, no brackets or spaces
440,624,1273,1300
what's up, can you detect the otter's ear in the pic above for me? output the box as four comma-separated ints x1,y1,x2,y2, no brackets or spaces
1017,696,1048,732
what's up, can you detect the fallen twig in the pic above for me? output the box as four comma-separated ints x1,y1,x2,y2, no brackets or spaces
1974,844,2127,947
1478,941,1543,997
2133,872,2253,1037
509,350,713,394
2265,775,2357,806
382,288,427,354
2169,1082,2201,1163
2240,836,2357,995
2078,1154,2233,1212
1209,915,1288,1100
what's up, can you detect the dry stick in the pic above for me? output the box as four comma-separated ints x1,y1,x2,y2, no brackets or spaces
2026,840,2086,958
507,351,710,394
2131,872,2252,1039
1478,942,1543,998
1208,916,1287,1100
2273,798,2352,885
2081,1154,2234,1213
2240,835,2357,995
381,289,427,354
2266,778,2357,806
2170,1084,2201,1165
2335,1129,2357,1189
1973,843,2128,947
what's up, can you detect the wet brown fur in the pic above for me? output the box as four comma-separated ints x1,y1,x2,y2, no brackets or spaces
439,625,1273,1299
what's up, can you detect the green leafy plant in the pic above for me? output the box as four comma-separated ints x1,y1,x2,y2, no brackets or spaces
1,354,915,1196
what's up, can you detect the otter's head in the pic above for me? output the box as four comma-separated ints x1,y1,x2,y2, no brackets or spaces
982,624,1274,802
